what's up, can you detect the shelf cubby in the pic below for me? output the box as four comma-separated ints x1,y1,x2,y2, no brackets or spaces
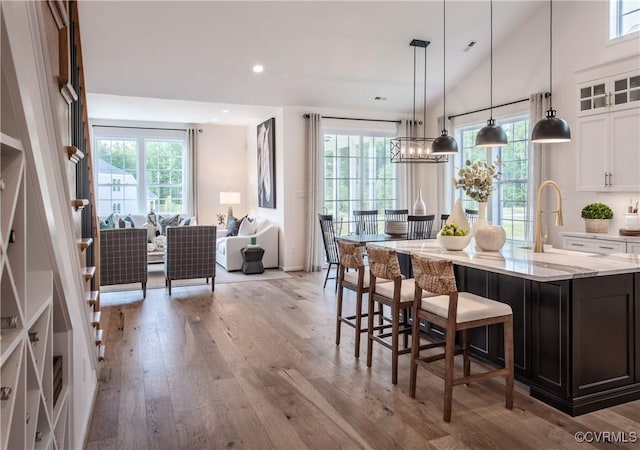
27,305,51,380
1,263,24,363
0,341,24,450
25,354,42,445
25,271,53,328
0,132,25,246
33,394,51,450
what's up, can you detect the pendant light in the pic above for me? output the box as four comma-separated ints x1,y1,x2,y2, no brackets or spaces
390,40,447,163
432,0,458,155
476,0,508,147
531,0,571,143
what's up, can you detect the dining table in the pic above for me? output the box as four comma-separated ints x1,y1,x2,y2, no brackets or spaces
336,233,430,244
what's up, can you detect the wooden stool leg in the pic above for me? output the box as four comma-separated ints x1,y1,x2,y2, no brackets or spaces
354,290,363,358
409,308,420,398
443,326,456,422
336,280,344,346
462,329,470,382
504,316,514,410
391,304,399,385
366,294,375,368
402,307,409,349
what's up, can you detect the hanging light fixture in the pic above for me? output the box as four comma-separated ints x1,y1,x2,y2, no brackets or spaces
432,0,458,155
531,0,571,143
390,39,448,164
476,0,508,148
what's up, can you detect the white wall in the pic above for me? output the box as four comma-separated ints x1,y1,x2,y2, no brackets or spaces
196,124,247,225
429,0,640,246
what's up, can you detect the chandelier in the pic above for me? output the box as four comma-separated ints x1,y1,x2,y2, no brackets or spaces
390,39,448,164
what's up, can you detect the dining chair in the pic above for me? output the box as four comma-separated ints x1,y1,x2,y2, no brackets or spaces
353,210,379,234
409,254,514,422
384,209,409,222
318,213,340,291
465,209,479,225
440,214,450,229
336,240,388,358
365,245,436,384
407,214,435,239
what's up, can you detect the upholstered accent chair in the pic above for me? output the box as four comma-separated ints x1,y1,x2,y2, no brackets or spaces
164,225,216,295
100,228,148,297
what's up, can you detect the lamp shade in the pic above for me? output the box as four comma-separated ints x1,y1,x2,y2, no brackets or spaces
219,191,241,205
531,109,571,143
432,130,458,154
476,119,508,147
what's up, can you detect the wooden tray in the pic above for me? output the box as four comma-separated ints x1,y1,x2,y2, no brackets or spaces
619,228,640,236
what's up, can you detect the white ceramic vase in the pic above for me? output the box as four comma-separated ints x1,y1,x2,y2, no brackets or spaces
446,199,471,234
475,224,506,251
413,189,426,215
472,201,489,235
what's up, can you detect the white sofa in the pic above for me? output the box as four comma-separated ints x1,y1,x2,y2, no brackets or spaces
216,216,279,271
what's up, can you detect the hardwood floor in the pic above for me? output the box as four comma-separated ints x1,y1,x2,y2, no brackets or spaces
86,272,640,449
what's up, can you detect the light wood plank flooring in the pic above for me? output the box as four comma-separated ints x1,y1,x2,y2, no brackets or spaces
86,272,640,449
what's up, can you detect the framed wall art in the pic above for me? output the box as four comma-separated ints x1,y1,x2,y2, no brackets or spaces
257,118,276,208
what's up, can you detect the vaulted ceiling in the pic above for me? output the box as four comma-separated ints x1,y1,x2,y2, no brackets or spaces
78,1,543,125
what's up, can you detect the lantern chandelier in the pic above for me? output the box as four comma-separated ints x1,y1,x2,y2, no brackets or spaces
390,39,449,164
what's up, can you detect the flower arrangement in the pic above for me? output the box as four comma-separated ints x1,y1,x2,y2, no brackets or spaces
453,159,501,202
216,213,226,226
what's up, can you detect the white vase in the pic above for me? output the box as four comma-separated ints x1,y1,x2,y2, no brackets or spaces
446,199,471,234
472,201,489,235
475,224,506,251
413,189,426,215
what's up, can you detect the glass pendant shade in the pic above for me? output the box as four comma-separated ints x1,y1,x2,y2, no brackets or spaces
432,130,458,154
476,118,508,147
531,109,571,143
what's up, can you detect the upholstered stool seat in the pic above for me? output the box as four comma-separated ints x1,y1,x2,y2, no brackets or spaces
421,293,513,323
375,279,434,303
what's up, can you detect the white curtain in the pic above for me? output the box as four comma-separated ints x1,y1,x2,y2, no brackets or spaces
396,119,419,211
527,93,551,243
186,128,199,219
305,114,323,272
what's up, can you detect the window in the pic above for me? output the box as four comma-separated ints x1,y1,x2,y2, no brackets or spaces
453,117,530,242
610,0,640,39
323,132,397,234
93,127,189,217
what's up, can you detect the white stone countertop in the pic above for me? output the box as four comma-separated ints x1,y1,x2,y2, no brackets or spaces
368,239,640,282
559,231,640,243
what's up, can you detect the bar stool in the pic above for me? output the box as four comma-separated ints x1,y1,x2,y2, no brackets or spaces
409,254,514,422
335,240,388,358
365,245,436,384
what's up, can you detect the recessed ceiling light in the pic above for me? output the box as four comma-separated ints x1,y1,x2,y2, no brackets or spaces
374,96,387,101
222,109,230,113
253,64,264,73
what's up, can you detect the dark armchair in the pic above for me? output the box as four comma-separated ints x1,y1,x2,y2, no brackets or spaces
164,225,217,295
100,228,148,298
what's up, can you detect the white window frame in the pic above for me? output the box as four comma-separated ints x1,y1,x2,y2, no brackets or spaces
93,126,190,216
322,127,397,234
449,115,531,242
609,0,640,40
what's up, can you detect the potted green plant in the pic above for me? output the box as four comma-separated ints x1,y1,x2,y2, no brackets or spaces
581,203,613,233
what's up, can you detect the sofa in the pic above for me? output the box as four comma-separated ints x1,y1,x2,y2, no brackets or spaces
216,216,278,271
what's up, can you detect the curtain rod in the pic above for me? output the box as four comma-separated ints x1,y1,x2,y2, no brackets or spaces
303,114,404,124
447,92,550,120
92,125,203,132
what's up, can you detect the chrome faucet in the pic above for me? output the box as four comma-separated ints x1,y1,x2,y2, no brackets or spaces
534,180,563,253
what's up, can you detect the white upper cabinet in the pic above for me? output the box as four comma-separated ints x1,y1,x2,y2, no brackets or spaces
576,68,640,192
577,69,640,116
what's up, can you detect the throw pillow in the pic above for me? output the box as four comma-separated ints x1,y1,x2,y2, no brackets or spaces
123,214,136,228
237,216,258,236
178,216,191,226
100,214,116,230
226,215,245,237
159,214,181,234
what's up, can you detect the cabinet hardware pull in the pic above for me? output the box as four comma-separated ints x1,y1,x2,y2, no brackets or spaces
605,172,608,187
29,331,40,342
0,316,18,329
608,172,613,187
571,243,585,246
0,387,11,401
599,246,614,249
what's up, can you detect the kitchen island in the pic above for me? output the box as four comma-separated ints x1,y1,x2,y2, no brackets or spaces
370,240,640,415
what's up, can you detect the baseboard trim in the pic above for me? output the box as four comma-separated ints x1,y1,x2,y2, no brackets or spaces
282,265,304,272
